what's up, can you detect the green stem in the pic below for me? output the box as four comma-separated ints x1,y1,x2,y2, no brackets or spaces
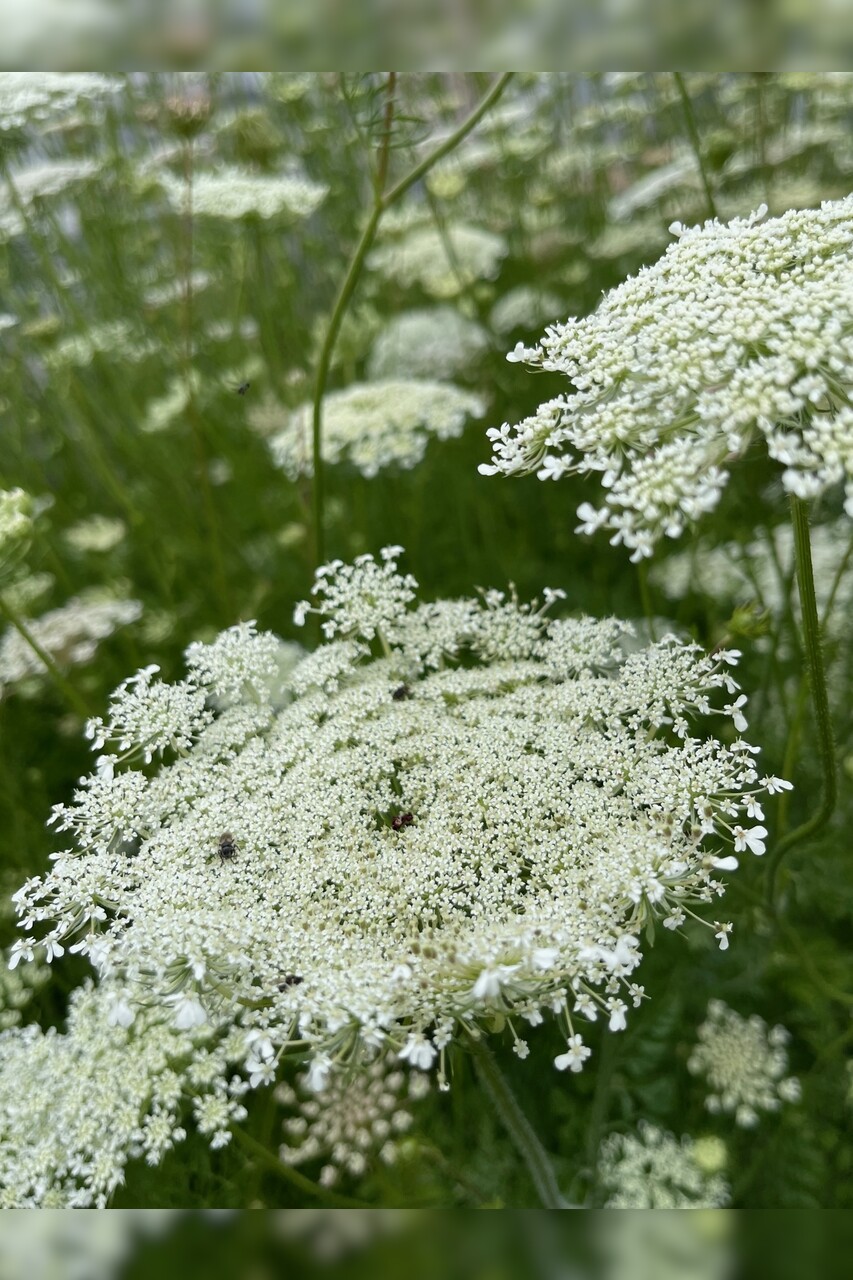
636,561,657,641
0,594,92,719
181,138,232,622
310,71,514,567
673,73,718,220
766,496,838,899
230,1124,368,1208
470,1038,569,1209
583,1026,617,1195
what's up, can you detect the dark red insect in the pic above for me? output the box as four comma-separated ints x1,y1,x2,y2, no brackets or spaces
391,812,414,831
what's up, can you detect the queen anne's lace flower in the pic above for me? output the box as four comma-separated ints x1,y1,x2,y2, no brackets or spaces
0,489,32,555
266,380,485,479
369,223,507,298
0,592,142,693
7,550,779,1202
482,197,853,559
367,308,490,381
0,74,123,129
598,1122,731,1208
0,981,248,1207
688,999,801,1127
276,1053,428,1187
156,167,328,221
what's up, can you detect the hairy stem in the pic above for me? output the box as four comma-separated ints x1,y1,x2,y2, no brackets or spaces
673,73,718,220
767,496,838,899
310,72,514,567
470,1038,570,1209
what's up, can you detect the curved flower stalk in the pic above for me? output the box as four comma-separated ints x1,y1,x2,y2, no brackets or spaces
3,550,783,1204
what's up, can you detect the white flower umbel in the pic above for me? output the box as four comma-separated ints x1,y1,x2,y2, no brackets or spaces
0,592,141,692
0,980,248,1207
8,551,777,1198
688,999,801,1128
266,380,485,480
0,74,123,130
0,489,32,556
155,166,328,222
367,308,490,381
276,1053,428,1187
598,1122,731,1208
481,198,853,560
369,222,507,299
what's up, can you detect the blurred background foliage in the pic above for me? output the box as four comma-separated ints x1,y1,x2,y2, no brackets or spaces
0,72,851,1208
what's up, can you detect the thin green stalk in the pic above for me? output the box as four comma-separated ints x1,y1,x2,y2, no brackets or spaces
310,72,514,567
181,138,232,622
231,1123,368,1207
0,594,92,719
766,496,838,900
636,561,657,641
673,73,718,220
583,1026,617,1195
470,1038,570,1209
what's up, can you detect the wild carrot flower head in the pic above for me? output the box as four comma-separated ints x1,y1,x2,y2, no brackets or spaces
6,551,780,1201
688,999,801,1128
481,197,853,560
598,1122,731,1208
267,380,485,480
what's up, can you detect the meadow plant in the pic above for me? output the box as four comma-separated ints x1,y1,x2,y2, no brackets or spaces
597,1122,731,1208
0,72,851,1209
688,999,801,1128
481,198,853,558
3,549,781,1203
267,381,485,479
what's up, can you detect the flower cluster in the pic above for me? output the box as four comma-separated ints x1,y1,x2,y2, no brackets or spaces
155,167,328,222
6,550,780,1202
481,197,853,559
651,518,853,635
0,592,141,693
64,516,127,555
0,74,123,130
0,981,249,1207
266,380,485,479
688,999,801,1127
276,1053,428,1187
598,1122,731,1208
0,489,32,556
368,222,507,298
367,308,490,381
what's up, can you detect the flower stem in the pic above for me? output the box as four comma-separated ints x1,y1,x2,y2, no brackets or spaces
766,496,838,899
0,593,92,719
310,72,514,568
470,1038,570,1209
673,73,718,220
230,1124,367,1207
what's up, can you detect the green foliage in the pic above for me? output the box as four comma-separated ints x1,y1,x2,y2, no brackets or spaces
0,71,852,1209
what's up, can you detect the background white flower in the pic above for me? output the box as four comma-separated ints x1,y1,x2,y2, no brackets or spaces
482,197,853,559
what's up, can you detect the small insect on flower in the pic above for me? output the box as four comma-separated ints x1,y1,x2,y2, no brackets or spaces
235,381,251,396
391,812,414,831
277,974,303,990
217,831,237,864
392,684,411,701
